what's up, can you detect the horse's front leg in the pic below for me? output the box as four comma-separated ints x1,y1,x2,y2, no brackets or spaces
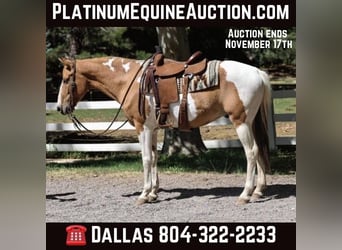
136,127,158,205
148,129,159,202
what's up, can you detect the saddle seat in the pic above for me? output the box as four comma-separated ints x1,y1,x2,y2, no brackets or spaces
154,51,207,77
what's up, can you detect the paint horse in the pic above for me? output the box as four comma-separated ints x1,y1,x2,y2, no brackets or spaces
56,53,271,205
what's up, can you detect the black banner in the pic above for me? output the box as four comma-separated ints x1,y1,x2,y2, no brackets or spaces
46,0,296,27
47,222,295,250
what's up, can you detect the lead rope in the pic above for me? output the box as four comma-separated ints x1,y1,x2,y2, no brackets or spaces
69,56,152,136
68,113,129,136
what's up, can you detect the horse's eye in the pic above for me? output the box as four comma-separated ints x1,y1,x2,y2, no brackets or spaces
63,79,68,84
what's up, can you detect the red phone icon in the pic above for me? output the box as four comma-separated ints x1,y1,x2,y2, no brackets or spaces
66,225,87,246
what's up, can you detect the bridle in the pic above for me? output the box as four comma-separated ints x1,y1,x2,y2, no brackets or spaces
66,59,77,112
66,56,152,135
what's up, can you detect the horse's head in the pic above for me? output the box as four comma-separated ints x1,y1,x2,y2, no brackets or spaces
56,57,88,115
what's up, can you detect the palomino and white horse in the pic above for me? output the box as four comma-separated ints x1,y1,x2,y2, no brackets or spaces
56,54,271,205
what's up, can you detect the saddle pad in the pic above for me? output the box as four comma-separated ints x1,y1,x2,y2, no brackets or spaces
188,60,221,93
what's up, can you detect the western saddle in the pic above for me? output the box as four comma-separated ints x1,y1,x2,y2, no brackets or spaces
139,47,208,131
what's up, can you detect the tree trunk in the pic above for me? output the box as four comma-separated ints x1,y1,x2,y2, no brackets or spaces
156,27,207,156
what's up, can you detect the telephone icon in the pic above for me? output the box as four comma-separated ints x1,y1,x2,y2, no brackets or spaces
66,225,87,246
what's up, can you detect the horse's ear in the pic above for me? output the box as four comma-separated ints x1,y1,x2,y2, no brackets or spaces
58,57,68,65
58,57,73,71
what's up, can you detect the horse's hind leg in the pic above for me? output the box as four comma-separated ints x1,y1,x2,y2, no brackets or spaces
250,157,267,202
235,122,258,204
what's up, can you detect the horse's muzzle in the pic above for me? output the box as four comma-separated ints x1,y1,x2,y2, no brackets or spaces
57,105,73,115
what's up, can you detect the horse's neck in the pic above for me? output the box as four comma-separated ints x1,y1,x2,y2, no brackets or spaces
79,57,138,103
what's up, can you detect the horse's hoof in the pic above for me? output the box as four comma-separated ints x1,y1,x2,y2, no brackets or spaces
147,194,158,203
136,198,148,205
236,197,249,205
250,193,262,202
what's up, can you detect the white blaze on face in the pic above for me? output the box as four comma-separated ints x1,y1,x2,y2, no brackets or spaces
57,80,64,107
102,57,115,71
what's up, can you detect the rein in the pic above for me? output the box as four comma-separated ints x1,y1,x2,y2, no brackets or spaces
68,56,152,136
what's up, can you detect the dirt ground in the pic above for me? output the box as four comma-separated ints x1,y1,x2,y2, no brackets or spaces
46,171,296,222
46,120,296,222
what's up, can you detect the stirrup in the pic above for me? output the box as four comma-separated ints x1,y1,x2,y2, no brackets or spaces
157,113,172,128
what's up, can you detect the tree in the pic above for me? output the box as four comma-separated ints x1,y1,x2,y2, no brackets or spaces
156,27,207,156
